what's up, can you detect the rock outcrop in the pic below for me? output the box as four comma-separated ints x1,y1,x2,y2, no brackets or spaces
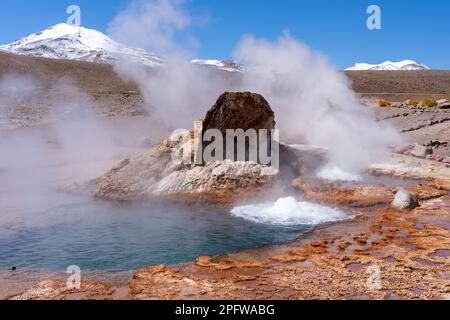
155,160,278,194
408,143,433,159
202,92,277,164
94,130,280,203
94,92,283,204
93,92,333,204
203,92,275,134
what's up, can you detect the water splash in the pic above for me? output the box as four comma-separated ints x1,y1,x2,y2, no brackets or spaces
316,164,362,182
231,197,349,226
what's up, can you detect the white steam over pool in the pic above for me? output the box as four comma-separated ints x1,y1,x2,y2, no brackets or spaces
316,164,362,182
231,197,349,226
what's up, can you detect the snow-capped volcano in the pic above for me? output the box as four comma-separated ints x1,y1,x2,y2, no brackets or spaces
0,23,164,67
0,23,242,72
346,60,429,71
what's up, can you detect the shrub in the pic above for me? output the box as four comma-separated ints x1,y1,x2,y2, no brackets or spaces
419,99,437,108
405,99,418,106
378,99,391,107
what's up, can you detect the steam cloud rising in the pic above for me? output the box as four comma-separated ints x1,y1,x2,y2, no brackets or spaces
0,74,154,235
110,0,403,172
108,0,192,54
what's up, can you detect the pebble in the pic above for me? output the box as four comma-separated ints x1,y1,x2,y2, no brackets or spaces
392,189,418,210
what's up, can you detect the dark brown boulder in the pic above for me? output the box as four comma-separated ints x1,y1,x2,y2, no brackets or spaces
203,92,275,134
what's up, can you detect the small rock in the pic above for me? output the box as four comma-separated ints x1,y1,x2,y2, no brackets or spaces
196,256,214,267
436,99,450,108
391,102,403,108
438,102,450,109
310,241,323,248
427,154,445,162
392,189,418,210
425,140,448,148
409,143,433,158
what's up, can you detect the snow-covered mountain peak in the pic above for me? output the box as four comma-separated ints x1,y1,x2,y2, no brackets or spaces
346,60,430,71
0,23,165,67
20,23,120,50
0,23,244,72
191,59,243,72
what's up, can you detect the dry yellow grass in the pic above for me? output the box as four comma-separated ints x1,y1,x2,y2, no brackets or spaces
378,99,391,107
405,99,418,106
419,98,438,108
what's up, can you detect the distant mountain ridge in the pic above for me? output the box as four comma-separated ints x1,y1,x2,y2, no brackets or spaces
346,60,430,71
0,23,242,72
0,24,430,73
0,23,166,67
191,59,243,72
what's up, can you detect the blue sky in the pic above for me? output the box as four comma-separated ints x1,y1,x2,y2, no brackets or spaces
0,0,449,69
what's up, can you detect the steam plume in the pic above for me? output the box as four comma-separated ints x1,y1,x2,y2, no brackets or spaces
109,1,403,171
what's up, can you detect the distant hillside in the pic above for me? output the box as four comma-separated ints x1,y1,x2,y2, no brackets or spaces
1,51,450,102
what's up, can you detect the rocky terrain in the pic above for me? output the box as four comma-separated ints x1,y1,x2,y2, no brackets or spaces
2,52,450,126
0,52,143,128
348,70,450,102
371,101,450,159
